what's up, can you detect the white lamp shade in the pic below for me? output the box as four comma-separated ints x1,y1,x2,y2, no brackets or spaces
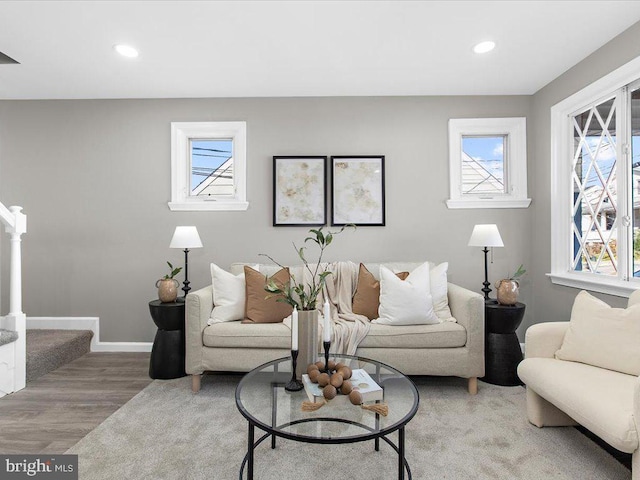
468,224,504,247
170,226,203,249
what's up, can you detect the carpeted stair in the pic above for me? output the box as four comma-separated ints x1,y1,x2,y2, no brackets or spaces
26,329,93,383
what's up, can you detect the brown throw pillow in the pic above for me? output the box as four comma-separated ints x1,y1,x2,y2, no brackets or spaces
243,266,293,324
352,263,409,320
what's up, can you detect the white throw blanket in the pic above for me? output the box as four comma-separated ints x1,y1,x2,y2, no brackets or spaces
320,260,371,355
282,261,370,355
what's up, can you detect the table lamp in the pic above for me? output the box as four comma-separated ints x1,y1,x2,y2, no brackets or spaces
170,226,203,300
468,224,503,301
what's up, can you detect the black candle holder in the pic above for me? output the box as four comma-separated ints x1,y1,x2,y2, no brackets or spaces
323,340,331,373
285,349,303,392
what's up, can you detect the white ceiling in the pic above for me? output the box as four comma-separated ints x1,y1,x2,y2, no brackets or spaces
1,1,640,100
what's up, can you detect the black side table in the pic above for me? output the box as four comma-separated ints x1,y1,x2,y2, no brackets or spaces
149,300,186,379
481,301,525,386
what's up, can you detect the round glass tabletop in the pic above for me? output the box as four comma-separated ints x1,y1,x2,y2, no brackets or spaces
235,354,419,444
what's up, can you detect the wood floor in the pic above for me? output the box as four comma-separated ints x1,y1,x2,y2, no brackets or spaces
0,352,152,454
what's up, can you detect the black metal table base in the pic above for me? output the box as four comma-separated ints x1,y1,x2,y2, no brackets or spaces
239,420,411,480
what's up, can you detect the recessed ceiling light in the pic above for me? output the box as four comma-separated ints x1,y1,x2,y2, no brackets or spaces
473,41,495,54
113,44,139,58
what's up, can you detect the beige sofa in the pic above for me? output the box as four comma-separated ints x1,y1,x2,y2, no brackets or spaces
186,262,485,394
518,322,639,479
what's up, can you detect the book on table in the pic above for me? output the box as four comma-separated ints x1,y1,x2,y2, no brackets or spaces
301,369,383,403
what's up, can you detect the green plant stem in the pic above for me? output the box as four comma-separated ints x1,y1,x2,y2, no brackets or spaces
259,225,354,311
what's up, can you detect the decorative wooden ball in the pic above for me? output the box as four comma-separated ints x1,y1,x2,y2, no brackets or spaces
317,372,330,387
340,380,353,395
307,364,319,375
309,369,321,383
338,366,352,380
330,373,343,388
349,390,363,405
323,385,337,400
327,360,337,371
314,361,325,370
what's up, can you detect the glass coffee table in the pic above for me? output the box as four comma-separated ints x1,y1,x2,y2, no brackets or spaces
235,354,419,479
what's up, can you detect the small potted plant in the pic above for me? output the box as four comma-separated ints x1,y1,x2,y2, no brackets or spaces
156,262,182,303
496,264,525,306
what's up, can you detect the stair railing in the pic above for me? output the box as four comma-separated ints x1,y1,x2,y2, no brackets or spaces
0,202,27,393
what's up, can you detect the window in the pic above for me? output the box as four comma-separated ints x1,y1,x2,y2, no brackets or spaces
169,122,248,211
447,117,530,209
549,55,640,297
191,139,234,197
461,136,507,195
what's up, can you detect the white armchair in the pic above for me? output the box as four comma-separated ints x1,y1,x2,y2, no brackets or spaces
518,322,639,479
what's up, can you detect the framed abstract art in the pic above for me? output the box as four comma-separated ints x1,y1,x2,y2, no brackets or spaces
273,156,327,226
331,155,385,226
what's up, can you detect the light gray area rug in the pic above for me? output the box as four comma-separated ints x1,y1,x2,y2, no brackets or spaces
67,375,630,480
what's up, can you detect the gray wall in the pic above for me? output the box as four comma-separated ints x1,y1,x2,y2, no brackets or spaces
4,18,640,344
0,96,532,342
529,21,640,325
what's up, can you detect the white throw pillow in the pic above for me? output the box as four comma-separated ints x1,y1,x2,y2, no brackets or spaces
555,290,640,376
208,263,253,325
373,262,440,326
430,262,453,321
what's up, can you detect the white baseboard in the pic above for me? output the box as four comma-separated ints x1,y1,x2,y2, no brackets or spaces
92,342,152,353
26,317,152,352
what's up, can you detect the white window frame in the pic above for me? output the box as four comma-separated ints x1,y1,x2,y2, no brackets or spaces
168,121,248,211
548,55,640,298
446,117,531,209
